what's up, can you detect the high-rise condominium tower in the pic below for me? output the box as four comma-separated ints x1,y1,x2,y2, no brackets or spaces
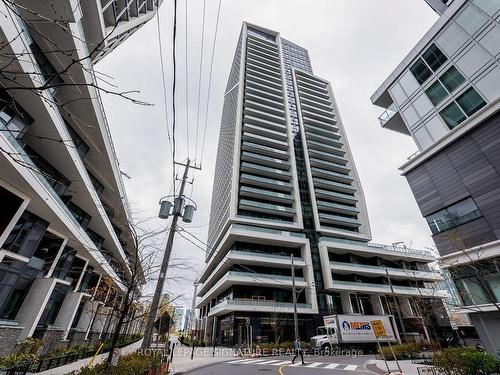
372,0,500,355
0,0,161,355
198,23,446,345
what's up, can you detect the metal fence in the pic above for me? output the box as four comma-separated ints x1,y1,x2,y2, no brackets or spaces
0,337,142,375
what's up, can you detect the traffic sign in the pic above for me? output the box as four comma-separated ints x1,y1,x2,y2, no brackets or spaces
371,320,387,338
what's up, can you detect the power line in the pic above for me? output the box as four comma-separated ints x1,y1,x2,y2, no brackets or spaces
184,0,190,158
194,0,207,163
156,8,174,192
172,0,178,195
200,0,222,165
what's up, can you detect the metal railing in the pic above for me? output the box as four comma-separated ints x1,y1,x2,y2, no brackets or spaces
320,237,434,258
378,103,397,126
228,271,305,282
231,250,304,262
232,224,306,238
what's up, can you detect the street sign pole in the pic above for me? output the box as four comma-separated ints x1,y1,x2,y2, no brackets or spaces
387,338,402,374
374,335,391,375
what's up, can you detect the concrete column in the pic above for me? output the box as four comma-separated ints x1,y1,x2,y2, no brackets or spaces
340,291,353,314
16,278,58,340
53,292,84,340
398,297,413,317
211,317,218,343
371,295,384,315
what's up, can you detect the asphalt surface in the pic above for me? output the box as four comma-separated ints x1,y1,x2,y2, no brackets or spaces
183,354,377,375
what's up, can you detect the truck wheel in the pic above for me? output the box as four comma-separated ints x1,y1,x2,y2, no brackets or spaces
321,343,332,355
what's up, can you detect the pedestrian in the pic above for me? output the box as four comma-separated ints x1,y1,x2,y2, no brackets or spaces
292,337,305,365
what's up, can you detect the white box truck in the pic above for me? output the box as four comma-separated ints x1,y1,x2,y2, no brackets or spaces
310,314,399,352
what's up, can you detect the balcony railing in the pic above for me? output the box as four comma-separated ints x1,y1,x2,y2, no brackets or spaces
214,298,312,309
320,236,434,258
228,271,304,282
329,261,440,279
378,103,397,127
231,250,304,263
232,223,306,238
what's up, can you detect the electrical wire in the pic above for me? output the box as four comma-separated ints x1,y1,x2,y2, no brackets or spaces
156,8,175,193
200,0,222,165
184,0,190,158
172,0,178,196
194,0,207,163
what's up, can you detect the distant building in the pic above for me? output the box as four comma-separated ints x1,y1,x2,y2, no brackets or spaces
371,0,500,355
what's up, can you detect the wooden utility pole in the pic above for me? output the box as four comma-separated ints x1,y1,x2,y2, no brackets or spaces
142,159,200,349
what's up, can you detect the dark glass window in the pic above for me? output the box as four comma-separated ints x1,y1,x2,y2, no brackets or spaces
64,120,90,159
422,43,448,71
425,80,448,105
87,170,104,196
0,90,33,139
440,66,465,92
2,211,48,258
456,87,487,116
425,197,481,235
67,202,91,229
410,58,432,84
86,228,104,249
440,102,467,129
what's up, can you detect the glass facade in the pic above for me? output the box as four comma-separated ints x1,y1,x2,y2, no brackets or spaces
450,258,500,306
425,197,481,235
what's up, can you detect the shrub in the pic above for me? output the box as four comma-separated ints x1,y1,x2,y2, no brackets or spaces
432,347,500,375
68,353,162,375
378,341,440,360
0,353,38,369
16,337,43,354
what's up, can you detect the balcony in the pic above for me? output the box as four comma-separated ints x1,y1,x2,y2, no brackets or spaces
330,280,448,298
307,140,345,156
319,213,361,227
313,177,356,194
239,199,295,217
244,100,285,118
329,261,443,281
304,124,341,140
240,173,292,192
306,132,343,149
241,162,291,180
317,201,359,215
378,103,410,135
314,188,357,204
319,237,435,261
241,141,288,160
240,185,294,204
198,270,307,306
308,149,347,164
208,298,314,317
244,115,286,133
241,151,290,169
245,92,284,109
232,223,306,238
242,132,288,150
311,167,353,183
309,158,350,174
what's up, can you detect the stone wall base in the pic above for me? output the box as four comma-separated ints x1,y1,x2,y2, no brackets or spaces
33,327,65,355
66,329,88,347
0,325,23,356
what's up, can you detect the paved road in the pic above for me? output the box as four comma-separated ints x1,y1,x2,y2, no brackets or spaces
183,354,377,375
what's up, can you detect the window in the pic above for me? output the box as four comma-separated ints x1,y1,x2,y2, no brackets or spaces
425,197,481,235
410,58,432,84
456,87,486,116
440,66,465,93
422,44,448,71
440,102,467,129
425,80,448,105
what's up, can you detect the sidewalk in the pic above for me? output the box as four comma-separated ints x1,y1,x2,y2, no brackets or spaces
36,339,143,375
168,344,235,374
367,359,436,375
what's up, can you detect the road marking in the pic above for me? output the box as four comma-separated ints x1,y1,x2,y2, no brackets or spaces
227,359,250,363
324,364,339,369
244,359,267,363
270,361,292,366
288,362,302,367
306,362,322,367
344,365,357,370
260,359,280,364
278,365,286,375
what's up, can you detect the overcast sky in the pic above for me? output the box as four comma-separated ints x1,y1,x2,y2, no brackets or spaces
98,0,439,308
